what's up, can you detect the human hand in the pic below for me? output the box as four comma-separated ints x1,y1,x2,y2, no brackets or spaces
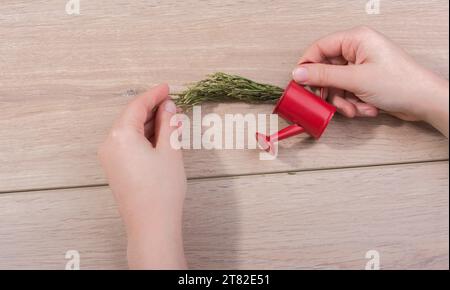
98,84,187,269
293,26,449,137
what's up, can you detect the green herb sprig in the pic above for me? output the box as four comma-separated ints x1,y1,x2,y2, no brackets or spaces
174,72,284,110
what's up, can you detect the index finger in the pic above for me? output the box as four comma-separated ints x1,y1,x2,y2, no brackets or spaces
117,84,170,133
298,28,360,65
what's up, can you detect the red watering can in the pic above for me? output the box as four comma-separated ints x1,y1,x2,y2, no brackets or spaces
256,81,336,155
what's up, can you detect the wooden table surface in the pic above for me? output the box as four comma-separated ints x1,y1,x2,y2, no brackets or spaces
0,0,448,270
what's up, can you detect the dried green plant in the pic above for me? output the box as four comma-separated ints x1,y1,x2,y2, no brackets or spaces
174,72,284,110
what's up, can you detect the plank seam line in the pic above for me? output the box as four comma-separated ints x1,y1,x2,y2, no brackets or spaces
0,158,448,195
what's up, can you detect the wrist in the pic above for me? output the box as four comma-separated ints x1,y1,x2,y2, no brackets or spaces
124,202,184,237
421,77,449,137
117,188,185,234
126,211,186,269
127,230,186,269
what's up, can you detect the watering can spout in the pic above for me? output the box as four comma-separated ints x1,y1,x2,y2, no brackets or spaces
256,124,305,155
273,124,306,141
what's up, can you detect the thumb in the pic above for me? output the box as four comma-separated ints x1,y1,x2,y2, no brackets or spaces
292,63,361,93
154,99,179,150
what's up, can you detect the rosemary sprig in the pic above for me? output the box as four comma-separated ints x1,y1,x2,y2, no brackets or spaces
174,72,284,110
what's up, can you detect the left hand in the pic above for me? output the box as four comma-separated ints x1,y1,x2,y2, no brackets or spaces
98,84,187,269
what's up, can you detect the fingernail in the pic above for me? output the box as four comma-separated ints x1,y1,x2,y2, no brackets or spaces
165,100,177,114
292,67,308,83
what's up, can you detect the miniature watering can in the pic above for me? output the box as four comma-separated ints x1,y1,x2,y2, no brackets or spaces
256,81,336,155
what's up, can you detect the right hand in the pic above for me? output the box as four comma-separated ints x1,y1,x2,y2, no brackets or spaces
292,26,449,137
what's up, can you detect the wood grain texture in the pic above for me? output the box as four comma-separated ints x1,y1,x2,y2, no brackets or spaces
0,100,448,193
0,162,448,270
0,0,449,192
